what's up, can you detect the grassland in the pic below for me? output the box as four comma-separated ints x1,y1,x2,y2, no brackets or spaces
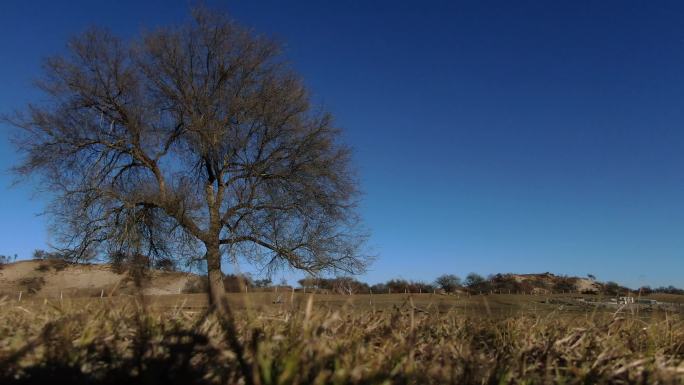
1,292,683,384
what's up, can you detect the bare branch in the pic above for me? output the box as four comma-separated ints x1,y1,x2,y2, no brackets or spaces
8,7,370,303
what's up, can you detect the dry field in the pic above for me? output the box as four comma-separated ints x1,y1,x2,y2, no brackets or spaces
1,292,683,384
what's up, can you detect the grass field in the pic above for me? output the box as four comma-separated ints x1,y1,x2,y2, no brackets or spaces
7,290,681,312
1,292,683,384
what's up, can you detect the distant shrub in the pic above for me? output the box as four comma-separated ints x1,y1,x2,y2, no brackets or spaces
370,283,387,293
383,279,433,294
223,274,253,292
552,276,577,293
34,263,50,272
435,274,462,293
34,258,70,272
465,273,486,289
602,281,623,296
487,274,521,293
638,286,653,295
296,277,369,294
17,276,46,294
182,276,209,294
0,254,17,270
385,279,410,293
253,278,272,288
33,249,67,260
652,285,684,295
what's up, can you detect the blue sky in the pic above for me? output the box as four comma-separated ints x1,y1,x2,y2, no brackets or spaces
1,1,683,288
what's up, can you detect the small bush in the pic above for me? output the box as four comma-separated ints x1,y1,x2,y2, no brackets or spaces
0,254,16,269
223,274,253,292
182,276,209,293
17,276,46,294
35,259,70,272
552,276,577,293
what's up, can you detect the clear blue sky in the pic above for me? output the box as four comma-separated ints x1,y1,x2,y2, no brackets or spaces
1,1,683,288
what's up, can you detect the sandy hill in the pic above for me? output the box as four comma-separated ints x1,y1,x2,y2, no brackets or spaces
1,260,607,298
0,259,200,298
505,272,601,293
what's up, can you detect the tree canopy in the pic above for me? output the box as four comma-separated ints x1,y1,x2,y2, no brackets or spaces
7,8,369,304
434,274,462,293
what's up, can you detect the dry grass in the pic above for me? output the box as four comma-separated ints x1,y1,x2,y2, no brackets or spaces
0,294,682,384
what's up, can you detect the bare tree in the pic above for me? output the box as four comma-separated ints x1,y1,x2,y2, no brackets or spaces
6,8,369,306
465,273,485,288
434,274,461,293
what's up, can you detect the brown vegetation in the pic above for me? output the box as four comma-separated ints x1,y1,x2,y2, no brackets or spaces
0,295,682,384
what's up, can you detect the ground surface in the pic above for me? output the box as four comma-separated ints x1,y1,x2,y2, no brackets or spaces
2,261,683,383
0,260,198,297
1,292,683,384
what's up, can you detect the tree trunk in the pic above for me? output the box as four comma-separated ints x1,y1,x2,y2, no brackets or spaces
205,242,225,307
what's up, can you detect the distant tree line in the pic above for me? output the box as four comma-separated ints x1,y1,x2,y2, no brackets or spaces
298,277,370,294
9,252,684,296
637,285,684,296
0,254,18,267
290,273,683,296
293,273,601,295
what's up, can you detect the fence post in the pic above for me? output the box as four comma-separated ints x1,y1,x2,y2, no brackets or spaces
18,291,22,302
100,289,104,299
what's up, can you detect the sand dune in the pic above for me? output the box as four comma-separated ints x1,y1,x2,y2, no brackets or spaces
0,260,199,297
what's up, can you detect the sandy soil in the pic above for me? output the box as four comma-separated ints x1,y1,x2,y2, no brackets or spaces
509,273,600,292
0,260,197,297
